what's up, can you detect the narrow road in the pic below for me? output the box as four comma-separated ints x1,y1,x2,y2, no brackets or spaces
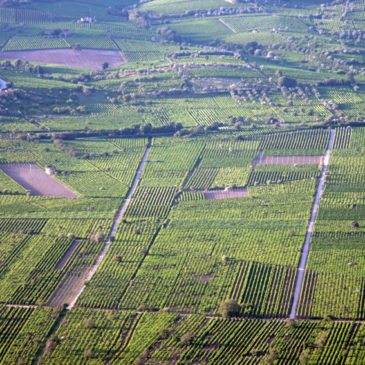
67,144,151,309
218,18,236,33
289,129,335,319
0,78,6,90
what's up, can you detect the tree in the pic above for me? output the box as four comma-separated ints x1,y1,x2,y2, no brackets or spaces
159,327,169,339
102,62,109,70
345,71,355,83
142,123,153,135
278,76,297,88
264,348,279,365
180,332,193,346
351,221,359,228
285,318,296,328
91,232,105,242
219,299,241,319
44,334,60,355
83,318,95,329
84,349,93,360
299,349,310,364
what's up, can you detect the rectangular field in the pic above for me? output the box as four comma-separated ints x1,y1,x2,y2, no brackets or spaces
0,49,125,70
204,188,247,200
0,163,77,198
255,155,324,166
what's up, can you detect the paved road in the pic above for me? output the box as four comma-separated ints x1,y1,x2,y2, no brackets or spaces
67,145,151,309
0,78,6,90
289,129,335,319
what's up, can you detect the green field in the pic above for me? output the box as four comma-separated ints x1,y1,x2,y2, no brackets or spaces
0,0,364,363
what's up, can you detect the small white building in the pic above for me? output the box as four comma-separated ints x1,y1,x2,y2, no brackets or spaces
78,17,95,24
45,165,56,176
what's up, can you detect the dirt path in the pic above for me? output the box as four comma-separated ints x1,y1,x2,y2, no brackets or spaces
289,129,335,319
218,18,236,33
0,78,6,90
67,144,151,309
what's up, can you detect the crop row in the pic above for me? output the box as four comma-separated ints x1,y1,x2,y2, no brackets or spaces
298,269,364,319
185,168,219,190
0,7,51,24
248,169,319,186
0,218,47,234
125,187,178,218
76,221,159,309
259,129,330,153
231,261,297,318
1,306,59,365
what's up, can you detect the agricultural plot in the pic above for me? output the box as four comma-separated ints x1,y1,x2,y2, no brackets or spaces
204,187,247,199
0,49,125,70
0,163,78,198
0,306,59,364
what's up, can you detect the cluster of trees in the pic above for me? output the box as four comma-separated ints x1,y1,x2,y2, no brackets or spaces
1,59,44,74
38,28,72,38
52,105,88,116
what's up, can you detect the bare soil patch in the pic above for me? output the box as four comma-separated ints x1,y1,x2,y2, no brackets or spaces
48,267,89,307
0,49,125,70
254,155,323,166
194,273,213,282
204,188,247,200
0,163,77,198
55,239,82,270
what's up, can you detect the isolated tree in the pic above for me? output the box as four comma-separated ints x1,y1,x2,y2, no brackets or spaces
84,349,93,360
180,332,193,346
219,299,241,319
83,318,95,329
45,334,60,355
264,348,279,365
102,62,109,70
159,327,170,339
351,221,359,228
91,232,105,242
278,76,297,88
299,349,310,364
285,318,296,328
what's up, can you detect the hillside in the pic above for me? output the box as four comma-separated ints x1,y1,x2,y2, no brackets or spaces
0,1,364,364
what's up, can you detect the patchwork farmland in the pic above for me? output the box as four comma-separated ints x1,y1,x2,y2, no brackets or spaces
0,0,365,364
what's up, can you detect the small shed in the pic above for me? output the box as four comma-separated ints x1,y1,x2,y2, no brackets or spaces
45,165,56,176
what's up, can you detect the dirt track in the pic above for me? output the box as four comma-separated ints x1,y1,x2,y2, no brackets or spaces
0,163,77,198
0,49,125,70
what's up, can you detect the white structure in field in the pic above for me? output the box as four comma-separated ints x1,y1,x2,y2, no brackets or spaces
45,165,56,176
78,17,96,24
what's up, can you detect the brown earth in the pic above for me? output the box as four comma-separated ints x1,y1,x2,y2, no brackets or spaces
0,163,78,198
0,48,125,70
254,155,323,167
204,188,247,200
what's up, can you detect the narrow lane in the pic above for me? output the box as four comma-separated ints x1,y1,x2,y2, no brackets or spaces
0,78,6,90
289,129,335,319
